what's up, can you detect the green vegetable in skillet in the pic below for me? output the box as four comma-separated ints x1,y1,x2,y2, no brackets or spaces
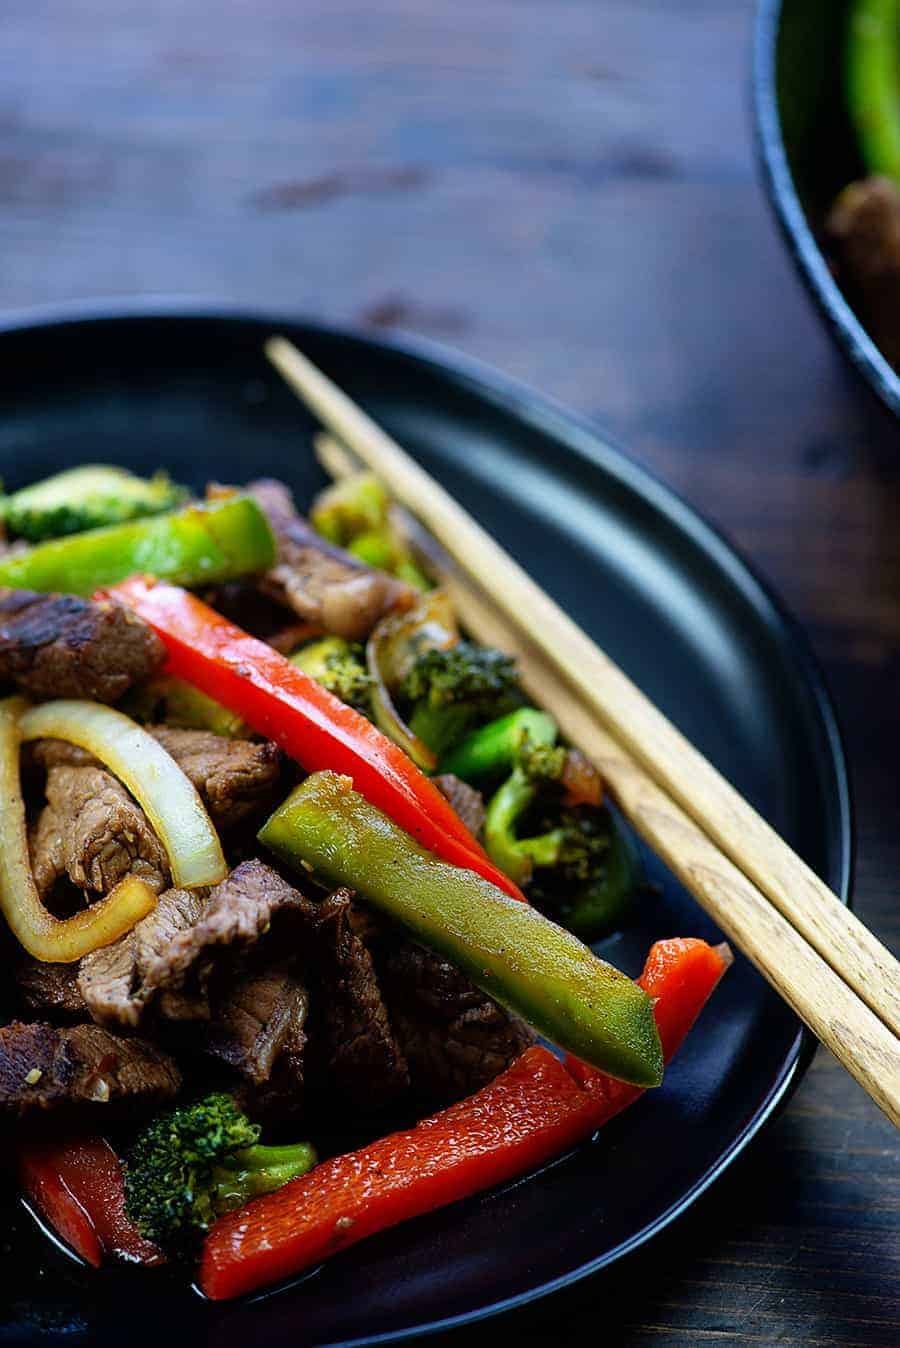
0,465,187,543
0,496,275,595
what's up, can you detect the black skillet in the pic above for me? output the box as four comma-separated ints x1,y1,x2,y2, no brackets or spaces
0,303,851,1347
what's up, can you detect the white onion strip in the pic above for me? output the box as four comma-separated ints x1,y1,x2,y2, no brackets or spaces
19,699,227,890
0,698,158,961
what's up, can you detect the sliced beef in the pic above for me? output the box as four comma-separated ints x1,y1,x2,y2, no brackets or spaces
78,860,310,1030
0,1020,180,1118
15,958,85,1020
78,886,209,1029
250,478,412,640
24,738,97,775
46,765,170,897
28,805,65,898
206,968,307,1085
432,774,486,839
302,888,409,1113
378,940,535,1104
202,580,320,652
148,727,282,830
0,591,165,702
827,176,900,370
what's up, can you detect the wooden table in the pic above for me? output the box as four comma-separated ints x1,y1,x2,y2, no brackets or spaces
3,2,897,1343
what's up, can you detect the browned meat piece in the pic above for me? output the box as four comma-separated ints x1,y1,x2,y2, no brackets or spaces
148,727,282,829
15,958,85,1020
249,478,413,640
302,888,409,1113
28,805,65,898
24,738,97,775
0,1020,181,1118
432,773,486,838
78,886,209,1029
206,968,308,1086
0,591,165,702
378,940,535,1104
827,176,900,369
202,580,321,652
78,860,310,1030
46,765,170,896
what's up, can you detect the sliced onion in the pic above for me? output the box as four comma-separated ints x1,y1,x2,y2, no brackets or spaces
0,699,157,961
365,589,460,772
19,699,227,891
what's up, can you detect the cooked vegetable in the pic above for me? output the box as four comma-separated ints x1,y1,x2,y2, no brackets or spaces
122,674,250,738
0,465,187,543
19,1135,163,1268
399,642,522,758
566,937,732,1100
311,471,431,588
290,635,373,716
259,770,662,1085
18,699,227,890
528,807,638,939
440,707,558,780
200,937,731,1300
108,578,524,901
0,698,158,961
366,590,460,770
0,496,274,595
124,1093,316,1252
847,0,900,183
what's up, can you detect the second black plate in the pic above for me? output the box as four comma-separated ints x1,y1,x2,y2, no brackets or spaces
0,304,850,1347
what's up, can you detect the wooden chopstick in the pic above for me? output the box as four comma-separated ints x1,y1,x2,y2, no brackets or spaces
268,335,900,1048
312,431,900,1127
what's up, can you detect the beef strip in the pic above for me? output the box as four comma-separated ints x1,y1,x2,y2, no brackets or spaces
0,591,164,702
205,968,308,1085
827,176,900,370
78,860,310,1030
46,765,170,896
147,727,282,829
250,478,413,640
28,805,65,898
432,773,486,839
378,940,535,1104
24,738,97,775
0,1020,181,1118
301,888,409,1113
15,958,85,1020
201,580,320,652
78,886,210,1029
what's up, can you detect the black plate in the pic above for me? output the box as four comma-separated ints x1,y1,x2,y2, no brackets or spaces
754,0,900,416
0,303,851,1347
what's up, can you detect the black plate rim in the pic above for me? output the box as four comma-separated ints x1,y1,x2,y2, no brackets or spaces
0,297,854,1345
753,0,900,417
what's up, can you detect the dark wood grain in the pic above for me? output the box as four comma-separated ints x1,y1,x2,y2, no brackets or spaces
1,1,898,1343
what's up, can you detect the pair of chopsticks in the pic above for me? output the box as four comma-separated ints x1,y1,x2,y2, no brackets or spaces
265,336,900,1128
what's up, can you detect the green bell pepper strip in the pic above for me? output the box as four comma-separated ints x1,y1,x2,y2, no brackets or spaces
847,0,900,183
259,770,663,1087
0,497,275,596
439,707,557,780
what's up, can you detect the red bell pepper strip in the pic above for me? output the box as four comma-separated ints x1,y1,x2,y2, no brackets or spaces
199,936,730,1300
18,1135,164,1268
105,577,525,903
566,937,733,1119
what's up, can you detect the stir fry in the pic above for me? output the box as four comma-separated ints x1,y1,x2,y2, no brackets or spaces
0,464,730,1299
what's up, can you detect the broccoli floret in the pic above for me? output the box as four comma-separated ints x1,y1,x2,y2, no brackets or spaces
529,807,640,939
290,635,373,715
124,1093,316,1252
0,465,187,542
311,472,431,589
399,642,522,756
